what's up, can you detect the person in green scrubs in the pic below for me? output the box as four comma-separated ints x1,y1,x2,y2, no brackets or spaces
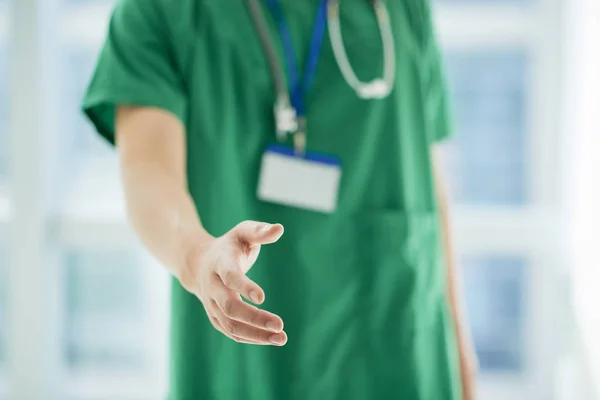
83,0,477,398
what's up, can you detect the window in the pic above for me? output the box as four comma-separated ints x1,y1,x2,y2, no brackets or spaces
5,0,168,398
0,45,8,188
61,247,170,400
0,2,8,394
0,266,4,365
434,0,563,398
0,247,6,398
463,256,525,372
0,0,7,182
444,52,527,206
56,0,116,194
65,250,145,373
61,50,113,163
0,248,6,367
55,2,169,399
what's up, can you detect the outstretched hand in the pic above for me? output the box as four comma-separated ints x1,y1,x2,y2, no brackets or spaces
180,221,287,346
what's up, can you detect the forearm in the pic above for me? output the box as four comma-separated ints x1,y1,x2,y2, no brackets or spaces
120,160,211,279
431,148,474,358
432,149,477,400
116,106,211,281
439,195,470,345
439,195,478,400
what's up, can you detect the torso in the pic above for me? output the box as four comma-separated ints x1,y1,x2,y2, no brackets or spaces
166,1,461,399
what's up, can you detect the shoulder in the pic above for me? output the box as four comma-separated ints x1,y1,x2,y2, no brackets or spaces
388,0,437,50
111,0,199,37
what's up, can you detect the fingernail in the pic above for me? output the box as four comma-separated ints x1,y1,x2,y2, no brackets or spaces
266,321,280,332
269,334,285,345
249,290,261,303
260,224,272,233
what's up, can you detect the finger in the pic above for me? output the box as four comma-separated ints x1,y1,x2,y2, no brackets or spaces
211,304,287,346
209,315,266,345
203,302,239,342
206,300,275,346
206,303,246,343
208,315,235,340
232,221,284,247
216,267,265,304
211,281,284,332
233,336,273,345
232,336,269,345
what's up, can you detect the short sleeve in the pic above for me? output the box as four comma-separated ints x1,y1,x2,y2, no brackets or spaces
82,0,187,145
421,4,454,144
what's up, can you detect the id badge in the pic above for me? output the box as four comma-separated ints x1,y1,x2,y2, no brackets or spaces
257,144,342,213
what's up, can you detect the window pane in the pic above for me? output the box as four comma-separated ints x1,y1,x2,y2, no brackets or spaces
0,247,6,370
61,50,112,163
0,46,8,187
65,250,146,372
0,247,5,399
463,256,525,372
57,46,122,219
444,52,528,206
0,10,7,374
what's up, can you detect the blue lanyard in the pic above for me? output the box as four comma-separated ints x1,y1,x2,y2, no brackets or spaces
264,0,328,118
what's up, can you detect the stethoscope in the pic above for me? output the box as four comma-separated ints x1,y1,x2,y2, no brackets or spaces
246,0,396,153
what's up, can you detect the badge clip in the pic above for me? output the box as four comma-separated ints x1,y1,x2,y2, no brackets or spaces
274,96,298,142
294,117,307,156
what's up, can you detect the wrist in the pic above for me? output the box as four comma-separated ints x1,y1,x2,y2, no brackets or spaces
178,230,214,291
450,307,478,369
458,335,479,376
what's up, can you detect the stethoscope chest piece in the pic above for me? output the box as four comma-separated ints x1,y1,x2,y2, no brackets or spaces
247,0,397,150
328,0,396,100
357,79,391,99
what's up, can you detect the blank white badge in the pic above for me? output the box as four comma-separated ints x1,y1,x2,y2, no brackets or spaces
257,145,342,213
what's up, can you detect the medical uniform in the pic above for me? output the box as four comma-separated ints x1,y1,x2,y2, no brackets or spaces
83,0,461,398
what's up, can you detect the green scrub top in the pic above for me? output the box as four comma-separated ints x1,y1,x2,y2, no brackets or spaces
83,0,461,399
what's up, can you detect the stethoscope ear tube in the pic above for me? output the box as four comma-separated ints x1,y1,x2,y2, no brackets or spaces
247,0,395,102
246,0,396,145
327,0,396,99
245,0,291,108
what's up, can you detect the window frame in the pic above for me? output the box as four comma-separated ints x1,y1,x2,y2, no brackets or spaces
4,1,169,399
0,5,8,395
435,1,565,398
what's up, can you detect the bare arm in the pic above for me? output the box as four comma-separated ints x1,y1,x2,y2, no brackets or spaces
116,106,208,281
116,106,287,346
431,147,478,399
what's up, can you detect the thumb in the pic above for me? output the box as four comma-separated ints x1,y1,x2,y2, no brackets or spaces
231,221,284,246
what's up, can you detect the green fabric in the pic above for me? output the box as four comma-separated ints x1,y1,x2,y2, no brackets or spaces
83,0,460,399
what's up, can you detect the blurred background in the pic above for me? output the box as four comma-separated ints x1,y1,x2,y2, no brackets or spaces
0,0,599,399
